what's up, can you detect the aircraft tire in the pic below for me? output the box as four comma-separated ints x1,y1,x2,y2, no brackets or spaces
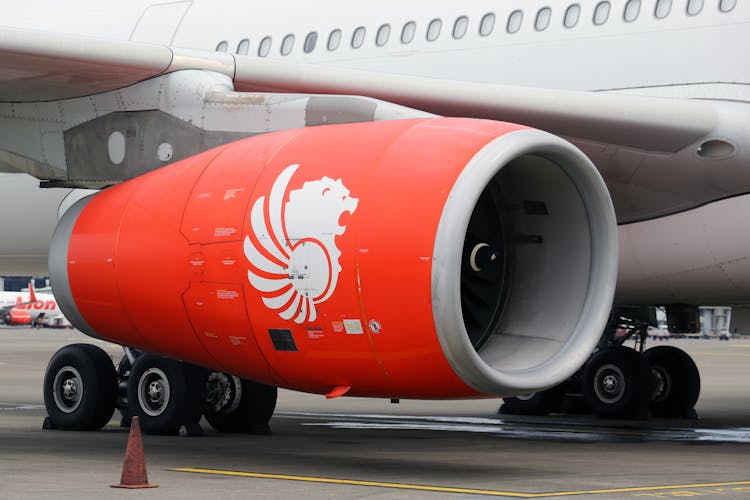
127,354,206,435
43,343,117,431
500,384,565,416
116,355,133,427
205,374,277,433
644,346,700,418
583,347,652,419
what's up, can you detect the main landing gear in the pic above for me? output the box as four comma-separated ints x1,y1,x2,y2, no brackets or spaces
501,309,701,420
43,344,278,435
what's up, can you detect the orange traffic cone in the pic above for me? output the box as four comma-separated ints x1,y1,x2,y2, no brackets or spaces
111,416,159,489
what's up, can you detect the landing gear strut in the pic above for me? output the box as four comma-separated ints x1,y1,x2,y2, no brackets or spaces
501,307,702,420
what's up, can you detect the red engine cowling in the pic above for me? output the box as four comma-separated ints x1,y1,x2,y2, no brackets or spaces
8,309,32,325
50,118,617,398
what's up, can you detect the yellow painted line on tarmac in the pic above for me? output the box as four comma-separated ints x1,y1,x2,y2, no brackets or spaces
172,468,750,498
173,468,535,497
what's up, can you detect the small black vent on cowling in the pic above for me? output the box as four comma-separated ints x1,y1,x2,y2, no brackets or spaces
269,329,298,351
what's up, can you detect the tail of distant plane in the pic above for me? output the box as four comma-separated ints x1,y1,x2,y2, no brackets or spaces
28,280,37,303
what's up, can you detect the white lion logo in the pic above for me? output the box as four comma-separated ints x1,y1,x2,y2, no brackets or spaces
244,164,358,323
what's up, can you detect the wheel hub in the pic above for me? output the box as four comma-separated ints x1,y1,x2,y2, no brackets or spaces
52,366,83,414
651,365,672,403
62,378,78,400
147,381,164,404
205,372,242,414
138,367,171,417
602,374,619,394
593,363,625,404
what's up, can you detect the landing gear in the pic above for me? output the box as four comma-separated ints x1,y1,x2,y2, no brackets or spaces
115,353,133,427
500,384,565,416
126,354,206,435
204,373,278,434
499,307,702,421
582,347,652,419
44,345,279,435
644,345,700,418
43,344,117,430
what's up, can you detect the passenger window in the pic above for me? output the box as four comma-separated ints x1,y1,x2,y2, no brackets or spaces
593,1,611,25
564,4,581,28
215,41,228,52
327,29,342,51
535,7,551,31
401,21,416,43
479,13,495,36
352,27,366,48
624,0,640,22
280,34,294,55
453,16,468,39
426,18,442,41
686,0,703,15
236,39,249,55
507,10,523,33
303,32,317,53
376,24,391,46
258,37,271,57
654,0,672,18
719,0,736,12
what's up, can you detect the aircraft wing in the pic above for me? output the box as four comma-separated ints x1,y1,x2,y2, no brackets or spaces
232,58,721,155
0,26,233,102
0,27,720,155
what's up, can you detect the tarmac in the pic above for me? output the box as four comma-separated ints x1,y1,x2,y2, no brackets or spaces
1,327,750,499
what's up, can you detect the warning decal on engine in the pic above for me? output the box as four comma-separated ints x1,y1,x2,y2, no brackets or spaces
307,326,324,339
343,319,364,335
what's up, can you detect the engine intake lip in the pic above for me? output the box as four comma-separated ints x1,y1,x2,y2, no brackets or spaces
432,129,618,395
48,194,102,340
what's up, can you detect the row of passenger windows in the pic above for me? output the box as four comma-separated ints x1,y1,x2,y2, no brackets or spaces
216,0,738,56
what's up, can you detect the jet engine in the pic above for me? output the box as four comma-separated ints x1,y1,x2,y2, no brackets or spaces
7,309,32,325
49,118,617,398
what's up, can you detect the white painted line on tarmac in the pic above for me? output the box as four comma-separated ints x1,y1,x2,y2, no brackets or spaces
0,403,44,411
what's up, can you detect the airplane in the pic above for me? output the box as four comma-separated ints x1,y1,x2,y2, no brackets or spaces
0,0,747,434
0,281,63,326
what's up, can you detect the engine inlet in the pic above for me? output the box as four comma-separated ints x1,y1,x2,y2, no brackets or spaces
434,129,618,396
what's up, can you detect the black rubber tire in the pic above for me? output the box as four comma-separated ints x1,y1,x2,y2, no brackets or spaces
43,343,117,431
116,355,133,427
500,385,565,416
583,347,652,419
205,378,277,433
127,354,206,435
560,394,589,415
644,345,700,418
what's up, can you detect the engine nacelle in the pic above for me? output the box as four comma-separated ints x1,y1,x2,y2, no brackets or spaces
50,118,617,398
8,309,32,325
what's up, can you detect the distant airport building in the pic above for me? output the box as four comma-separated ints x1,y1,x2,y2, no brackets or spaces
700,307,731,336
2,276,48,292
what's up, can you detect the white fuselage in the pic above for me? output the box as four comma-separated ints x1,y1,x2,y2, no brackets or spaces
0,290,62,321
0,0,748,305
2,0,746,98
